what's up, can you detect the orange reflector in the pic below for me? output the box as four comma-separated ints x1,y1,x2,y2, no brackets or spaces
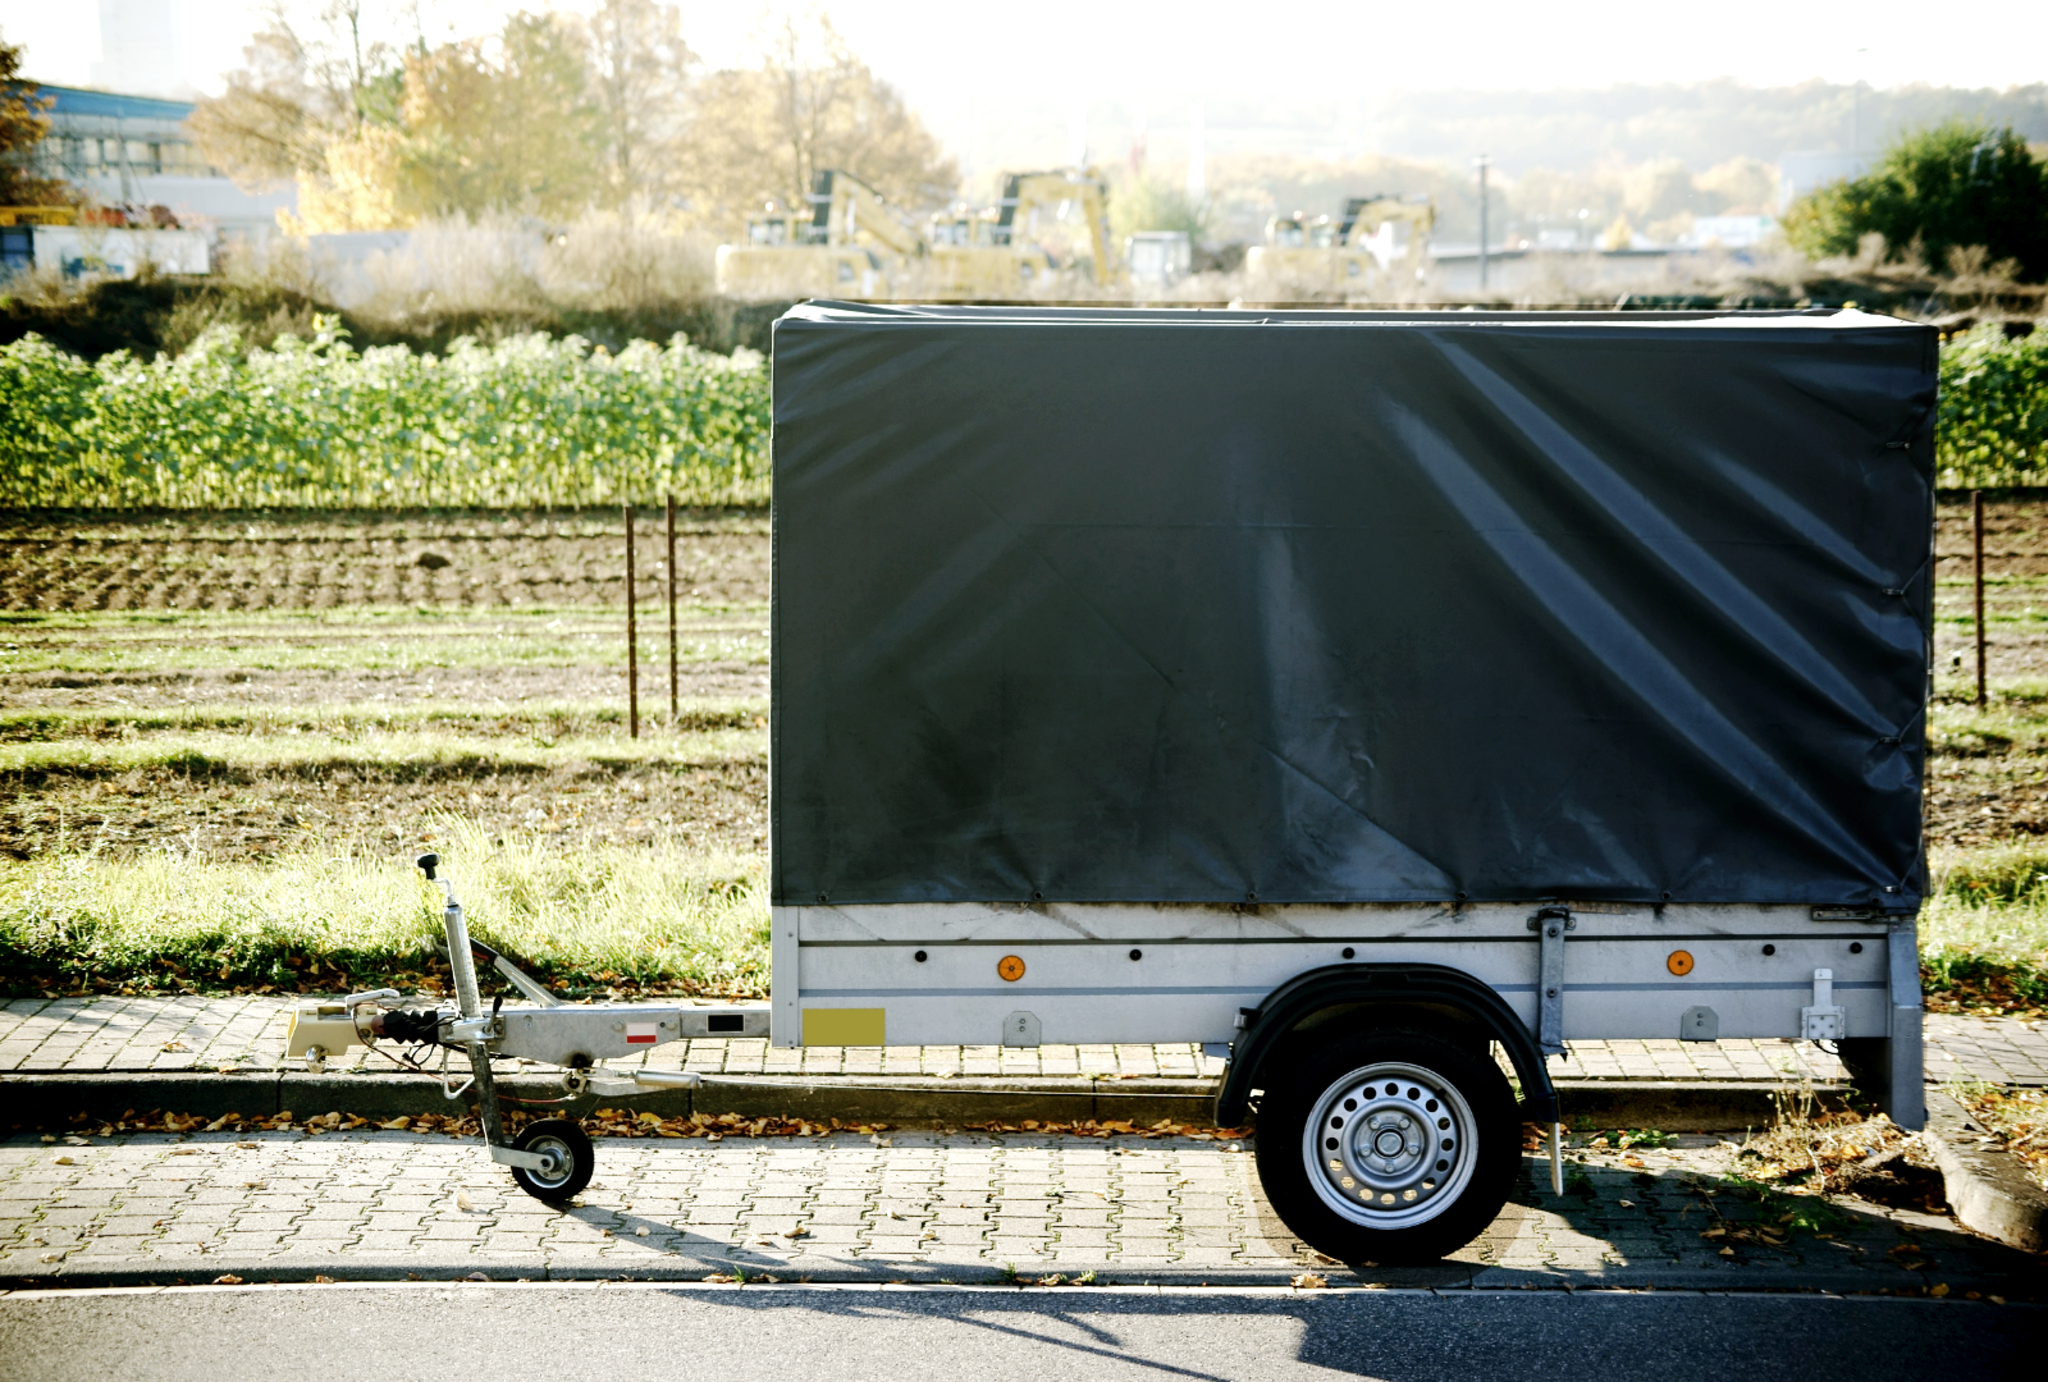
997,955,1026,982
1667,950,1695,976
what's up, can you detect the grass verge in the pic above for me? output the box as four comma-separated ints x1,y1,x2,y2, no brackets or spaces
0,819,768,999
1923,843,2048,1016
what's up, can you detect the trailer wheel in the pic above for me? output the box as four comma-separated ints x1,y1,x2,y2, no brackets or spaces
509,1118,594,1203
1254,1027,1519,1265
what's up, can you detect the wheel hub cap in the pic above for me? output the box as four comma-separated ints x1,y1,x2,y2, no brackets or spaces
1301,1060,1479,1231
526,1137,573,1188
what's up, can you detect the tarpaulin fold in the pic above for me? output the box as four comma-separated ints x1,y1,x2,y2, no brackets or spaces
769,304,1935,909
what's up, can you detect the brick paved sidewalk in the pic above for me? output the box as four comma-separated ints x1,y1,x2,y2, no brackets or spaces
2,1126,2043,1293
5,996,2046,1087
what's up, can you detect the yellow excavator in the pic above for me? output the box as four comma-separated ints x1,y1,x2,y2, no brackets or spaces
715,166,1123,301
715,169,920,300
965,167,1121,295
1243,194,1434,298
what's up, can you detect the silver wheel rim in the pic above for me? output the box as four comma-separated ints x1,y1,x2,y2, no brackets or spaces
521,1135,576,1191
1301,1061,1478,1230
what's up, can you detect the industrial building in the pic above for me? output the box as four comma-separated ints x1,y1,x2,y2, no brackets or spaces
16,83,297,249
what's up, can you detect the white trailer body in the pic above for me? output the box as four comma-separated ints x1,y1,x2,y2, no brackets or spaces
772,901,1911,1057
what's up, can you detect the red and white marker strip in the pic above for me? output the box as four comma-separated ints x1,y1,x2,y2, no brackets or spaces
624,1022,659,1045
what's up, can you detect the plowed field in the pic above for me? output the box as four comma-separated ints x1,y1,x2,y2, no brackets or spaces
0,508,766,613
1,510,768,862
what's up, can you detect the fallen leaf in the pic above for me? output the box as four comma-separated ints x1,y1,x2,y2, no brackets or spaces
53,1156,73,1166
788,1226,809,1239
464,1272,489,1283
635,1227,650,1237
1717,1247,1735,1258
1617,1199,1635,1208
1291,1272,1328,1290
312,1275,335,1284
1622,1156,1646,1168
701,1273,736,1283
1930,1283,1950,1298
456,1190,474,1212
38,1254,61,1264
212,1275,244,1285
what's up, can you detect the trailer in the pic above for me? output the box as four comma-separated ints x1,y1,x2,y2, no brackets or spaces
294,302,1936,1264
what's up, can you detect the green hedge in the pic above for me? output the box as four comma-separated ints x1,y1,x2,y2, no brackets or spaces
1940,326,2048,486
0,319,770,509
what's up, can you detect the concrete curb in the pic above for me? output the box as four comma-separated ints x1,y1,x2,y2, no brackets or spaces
1925,1091,2048,1254
4,1257,2041,1297
0,1070,1832,1131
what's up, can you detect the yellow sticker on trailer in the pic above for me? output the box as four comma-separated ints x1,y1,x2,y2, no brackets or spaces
802,1007,886,1046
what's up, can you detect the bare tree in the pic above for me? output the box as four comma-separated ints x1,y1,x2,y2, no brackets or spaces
686,11,955,226
586,0,696,206
188,2,403,188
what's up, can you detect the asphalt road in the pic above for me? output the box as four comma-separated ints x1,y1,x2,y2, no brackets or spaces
0,1283,2040,1381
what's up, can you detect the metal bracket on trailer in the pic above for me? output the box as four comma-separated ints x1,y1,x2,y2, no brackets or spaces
1526,906,1575,1059
1800,967,1845,1041
1526,905,1575,1196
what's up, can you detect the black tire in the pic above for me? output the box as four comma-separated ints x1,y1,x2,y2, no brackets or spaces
1253,1026,1519,1265
508,1118,594,1203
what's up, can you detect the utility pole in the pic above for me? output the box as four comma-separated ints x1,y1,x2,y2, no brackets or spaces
1475,154,1491,295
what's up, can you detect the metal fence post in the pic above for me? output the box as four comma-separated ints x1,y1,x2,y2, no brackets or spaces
1974,489,1987,710
667,495,679,725
626,502,639,740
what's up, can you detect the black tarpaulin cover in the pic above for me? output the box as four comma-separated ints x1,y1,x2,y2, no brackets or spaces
769,303,1936,910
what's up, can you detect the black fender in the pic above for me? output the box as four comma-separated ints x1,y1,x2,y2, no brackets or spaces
1214,962,1556,1127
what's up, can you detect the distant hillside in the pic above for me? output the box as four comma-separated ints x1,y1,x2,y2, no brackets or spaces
1346,80,2048,174
958,80,2048,194
1049,80,2048,244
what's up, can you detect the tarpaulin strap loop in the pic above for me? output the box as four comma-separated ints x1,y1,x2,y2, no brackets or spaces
1882,555,1932,598
1886,403,1938,449
1881,701,1929,748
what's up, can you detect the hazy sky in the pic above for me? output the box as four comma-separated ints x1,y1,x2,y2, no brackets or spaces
4,0,2043,160
9,0,2047,92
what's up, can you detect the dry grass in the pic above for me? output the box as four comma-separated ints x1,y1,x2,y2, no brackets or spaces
0,817,768,998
